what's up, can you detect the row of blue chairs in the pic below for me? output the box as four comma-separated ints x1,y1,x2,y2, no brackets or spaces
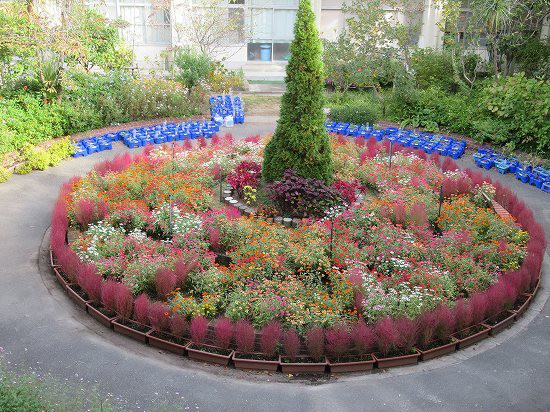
210,95,244,124
325,122,466,159
473,148,550,194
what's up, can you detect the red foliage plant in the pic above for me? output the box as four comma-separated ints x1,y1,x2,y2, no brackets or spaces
223,133,234,146
469,293,488,325
414,149,427,160
305,327,325,360
155,268,177,297
392,201,407,226
101,280,118,313
332,180,359,204
211,134,221,146
115,283,133,322
351,320,376,354
133,294,150,325
198,136,208,148
453,298,473,332
77,263,102,304
395,317,418,353
375,317,398,356
260,321,282,357
170,313,188,339
208,226,221,252
283,328,301,361
223,205,241,221
214,317,234,350
441,157,458,172
441,177,458,198
337,134,347,145
433,304,455,342
234,319,256,353
244,135,261,144
190,316,209,344
429,152,441,168
183,139,193,151
173,259,195,287
417,311,437,347
149,302,170,332
94,153,132,176
75,198,108,230
56,246,80,283
325,323,351,359
456,176,473,195
410,202,428,227
355,136,366,147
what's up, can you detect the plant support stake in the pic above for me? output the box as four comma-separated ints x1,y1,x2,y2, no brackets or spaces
388,141,393,169
437,183,444,220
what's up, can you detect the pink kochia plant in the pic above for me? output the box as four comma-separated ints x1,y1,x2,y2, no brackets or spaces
77,263,102,304
101,280,118,313
453,298,473,332
134,294,151,325
260,321,282,358
234,320,255,353
306,327,325,360
149,302,170,332
170,314,188,339
114,283,133,322
410,202,428,227
325,323,351,359
155,268,177,297
351,320,376,354
56,247,80,284
190,316,209,344
174,258,197,287
395,317,418,353
75,198,108,230
375,317,398,356
283,329,301,361
208,226,221,252
214,317,234,350
433,304,455,342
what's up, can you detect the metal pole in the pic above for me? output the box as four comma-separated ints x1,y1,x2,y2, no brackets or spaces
437,183,444,220
329,218,334,264
219,166,223,203
169,142,175,238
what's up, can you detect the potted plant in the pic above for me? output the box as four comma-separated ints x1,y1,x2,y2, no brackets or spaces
233,320,280,372
113,293,151,343
327,322,375,373
147,313,189,355
280,327,327,374
373,317,420,368
186,316,233,366
86,277,117,328
417,305,457,361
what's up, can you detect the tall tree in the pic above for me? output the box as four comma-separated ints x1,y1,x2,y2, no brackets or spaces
262,0,333,183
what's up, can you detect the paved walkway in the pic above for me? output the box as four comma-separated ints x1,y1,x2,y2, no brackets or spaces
0,119,549,411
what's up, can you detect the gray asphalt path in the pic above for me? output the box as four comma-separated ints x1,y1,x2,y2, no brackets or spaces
0,120,548,411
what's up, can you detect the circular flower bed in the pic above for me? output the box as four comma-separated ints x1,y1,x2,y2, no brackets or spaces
51,133,546,369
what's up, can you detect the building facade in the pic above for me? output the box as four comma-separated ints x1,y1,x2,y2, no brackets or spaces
87,0,539,80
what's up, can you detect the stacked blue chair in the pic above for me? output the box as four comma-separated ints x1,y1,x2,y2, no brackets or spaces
210,95,245,124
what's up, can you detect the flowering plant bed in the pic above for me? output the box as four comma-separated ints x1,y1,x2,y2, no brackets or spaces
49,132,546,374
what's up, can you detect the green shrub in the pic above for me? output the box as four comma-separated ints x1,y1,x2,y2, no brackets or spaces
480,74,550,154
330,103,379,125
48,137,75,166
174,48,213,93
0,165,11,183
263,0,333,183
411,48,456,92
16,145,50,174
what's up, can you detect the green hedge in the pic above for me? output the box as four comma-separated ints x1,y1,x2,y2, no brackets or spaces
330,103,379,125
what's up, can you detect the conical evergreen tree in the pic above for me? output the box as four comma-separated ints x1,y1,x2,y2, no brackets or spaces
262,0,333,183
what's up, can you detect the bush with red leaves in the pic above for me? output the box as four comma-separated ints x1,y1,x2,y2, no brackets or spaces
469,293,488,325
75,198,109,230
227,161,261,196
155,268,177,297
260,321,282,357
170,313,188,338
115,283,133,321
351,320,376,354
453,298,473,332
214,317,234,350
190,316,209,344
433,304,455,342
56,247,80,283
392,201,407,226
283,329,301,361
325,323,351,359
101,280,118,313
410,202,428,227
77,263,102,304
395,317,418,353
375,317,398,356
149,302,170,332
198,136,208,148
306,327,325,360
332,179,360,204
134,294,150,325
234,320,256,353
208,226,221,252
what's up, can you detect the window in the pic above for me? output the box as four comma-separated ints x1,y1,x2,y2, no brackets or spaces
118,1,171,45
248,0,298,61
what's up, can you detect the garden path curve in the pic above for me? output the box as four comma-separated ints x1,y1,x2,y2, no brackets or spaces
0,118,549,411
